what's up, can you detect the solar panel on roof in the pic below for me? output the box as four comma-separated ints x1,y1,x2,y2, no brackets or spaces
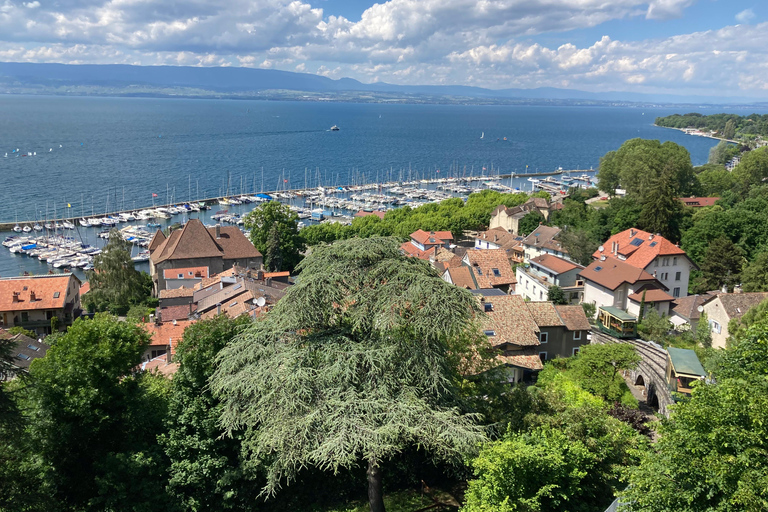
630,238,644,247
650,241,658,247
594,266,603,272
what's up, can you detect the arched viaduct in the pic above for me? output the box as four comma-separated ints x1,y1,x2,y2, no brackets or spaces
590,331,674,417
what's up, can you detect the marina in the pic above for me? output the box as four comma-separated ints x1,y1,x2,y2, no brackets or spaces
0,170,597,277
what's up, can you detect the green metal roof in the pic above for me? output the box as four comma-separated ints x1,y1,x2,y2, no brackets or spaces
600,306,637,322
667,347,707,377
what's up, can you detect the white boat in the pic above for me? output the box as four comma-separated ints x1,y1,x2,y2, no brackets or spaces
330,125,340,131
62,221,75,230
33,224,43,232
12,224,21,233
527,177,540,183
22,225,32,233
480,132,484,139
88,218,102,227
79,219,89,227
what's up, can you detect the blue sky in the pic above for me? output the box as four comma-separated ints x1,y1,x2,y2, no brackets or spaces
1,0,767,98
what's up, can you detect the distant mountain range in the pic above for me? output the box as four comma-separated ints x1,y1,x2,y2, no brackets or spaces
0,61,763,106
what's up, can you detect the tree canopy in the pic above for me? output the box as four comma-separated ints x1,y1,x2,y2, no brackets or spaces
244,200,305,271
211,237,487,512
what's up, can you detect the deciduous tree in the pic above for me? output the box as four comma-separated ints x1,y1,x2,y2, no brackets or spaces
244,201,305,271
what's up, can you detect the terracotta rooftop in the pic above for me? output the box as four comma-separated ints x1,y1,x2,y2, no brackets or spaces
445,266,478,290
594,228,687,270
529,254,582,275
628,288,675,303
464,249,517,288
400,241,431,260
79,281,90,296
476,227,521,249
579,256,659,291
409,229,454,246
354,210,386,220
150,219,261,264
148,230,166,252
554,305,591,331
480,294,540,348
264,271,290,278
525,302,563,327
497,350,544,371
0,274,77,312
679,197,719,208
141,355,179,377
159,287,195,299
163,267,210,280
143,319,194,353
196,284,251,314
158,304,194,322
200,291,256,320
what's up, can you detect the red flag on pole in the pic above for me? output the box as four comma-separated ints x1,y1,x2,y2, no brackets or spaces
284,179,288,183
152,193,158,197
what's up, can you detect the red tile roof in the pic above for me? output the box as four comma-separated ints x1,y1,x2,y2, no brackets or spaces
141,355,179,377
79,281,90,296
150,219,261,264
159,287,195,299
158,304,193,322
143,319,194,353
679,197,719,207
354,210,386,220
497,350,544,371
628,288,675,303
529,254,581,275
594,228,687,270
579,256,658,291
0,275,77,312
554,305,591,331
521,225,567,254
464,249,517,288
264,271,290,278
148,230,166,252
410,229,453,246
446,266,478,289
163,267,210,280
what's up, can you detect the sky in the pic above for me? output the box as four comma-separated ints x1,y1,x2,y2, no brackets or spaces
0,0,767,97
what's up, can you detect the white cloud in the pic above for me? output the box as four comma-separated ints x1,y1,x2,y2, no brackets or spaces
735,8,755,24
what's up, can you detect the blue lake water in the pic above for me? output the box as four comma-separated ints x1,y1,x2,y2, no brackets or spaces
0,95,761,277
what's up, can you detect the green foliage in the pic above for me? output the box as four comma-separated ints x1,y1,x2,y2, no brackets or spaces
463,370,646,512
25,314,174,511
83,229,153,315
264,223,283,272
740,251,768,292
693,236,743,293
621,323,768,511
637,309,673,342
637,170,685,242
556,228,599,266
732,146,768,194
722,119,736,140
126,304,154,323
695,164,734,196
596,138,696,202
568,344,641,403
162,315,259,511
211,237,486,511
581,302,596,321
655,112,755,138
695,311,712,349
518,211,545,236
244,201,305,271
546,285,567,305
707,141,739,166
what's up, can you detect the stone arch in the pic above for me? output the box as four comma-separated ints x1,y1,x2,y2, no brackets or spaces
648,392,659,411
635,374,645,387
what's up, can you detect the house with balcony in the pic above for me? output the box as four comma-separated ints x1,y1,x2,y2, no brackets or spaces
580,256,673,338
0,274,82,336
593,228,695,299
515,254,584,303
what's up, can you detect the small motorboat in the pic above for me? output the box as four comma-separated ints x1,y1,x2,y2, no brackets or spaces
330,125,340,131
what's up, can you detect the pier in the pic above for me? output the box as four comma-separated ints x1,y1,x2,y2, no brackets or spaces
0,170,594,231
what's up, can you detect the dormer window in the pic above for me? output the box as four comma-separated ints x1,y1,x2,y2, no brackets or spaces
53,292,60,298
476,268,483,275
492,268,501,277
484,330,495,336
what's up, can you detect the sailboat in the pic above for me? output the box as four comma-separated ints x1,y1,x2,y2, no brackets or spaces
480,132,484,139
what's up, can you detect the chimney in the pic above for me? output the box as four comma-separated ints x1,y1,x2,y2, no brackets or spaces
172,319,177,326
648,234,654,240
494,234,498,242
600,255,606,261
629,229,635,237
216,303,222,316
11,292,19,303
29,290,36,302
721,284,728,293
215,224,221,239
149,313,155,324
265,277,272,287
257,269,264,281
734,284,743,294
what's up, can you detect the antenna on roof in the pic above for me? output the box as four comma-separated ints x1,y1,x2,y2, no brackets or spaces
256,297,266,307
598,245,604,252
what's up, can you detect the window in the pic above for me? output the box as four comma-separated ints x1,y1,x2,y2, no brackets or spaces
484,330,496,336
484,303,493,312
17,353,31,361
27,344,40,351
673,287,680,298
53,291,60,298
21,312,28,322
711,320,721,334
675,271,681,281
178,273,184,279
673,257,678,265
539,290,543,300
46,311,53,320
661,272,668,280
572,347,580,356
525,281,529,290
573,331,582,341
476,268,483,276
492,268,501,277
539,352,547,362
539,332,548,343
